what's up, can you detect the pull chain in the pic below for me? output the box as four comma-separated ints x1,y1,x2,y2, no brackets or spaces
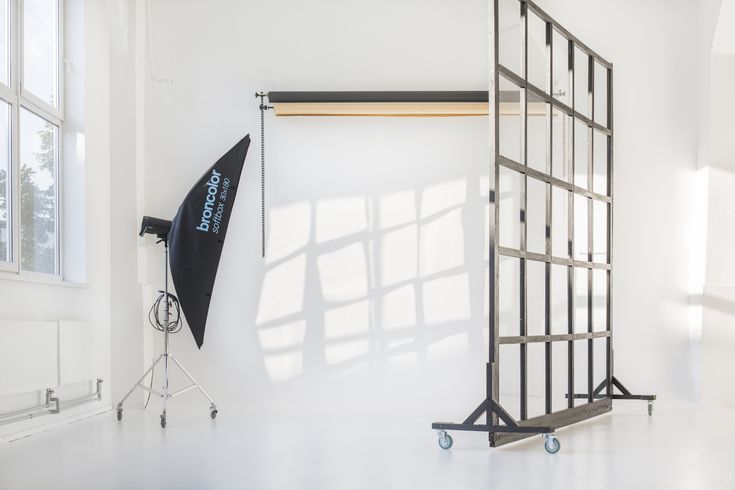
256,92,271,258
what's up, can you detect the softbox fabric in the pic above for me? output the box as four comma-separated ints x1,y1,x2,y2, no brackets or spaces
168,134,250,348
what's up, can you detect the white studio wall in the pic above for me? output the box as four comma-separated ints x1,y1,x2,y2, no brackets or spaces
701,0,735,406
0,0,113,441
100,0,722,426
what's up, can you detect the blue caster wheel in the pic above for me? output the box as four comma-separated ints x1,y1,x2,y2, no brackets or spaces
438,431,453,450
543,434,560,454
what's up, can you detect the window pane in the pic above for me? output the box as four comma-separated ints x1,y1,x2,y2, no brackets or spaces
574,119,590,189
593,200,608,263
498,0,522,76
574,269,587,334
527,11,547,92
550,264,567,335
0,0,9,86
573,47,590,117
551,341,568,411
23,0,59,107
594,62,608,127
526,176,546,254
0,100,9,262
593,338,607,390
499,255,520,337
593,130,608,195
499,76,522,163
552,30,570,106
20,108,57,274
526,92,548,173
499,166,522,250
526,259,545,336
573,339,589,394
551,107,571,182
551,187,568,257
592,270,607,332
573,194,588,261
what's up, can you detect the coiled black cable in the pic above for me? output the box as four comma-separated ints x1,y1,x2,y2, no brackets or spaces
143,291,181,408
148,290,183,334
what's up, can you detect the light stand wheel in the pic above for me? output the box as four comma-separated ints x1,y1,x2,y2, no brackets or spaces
210,406,218,419
116,409,123,421
160,414,167,428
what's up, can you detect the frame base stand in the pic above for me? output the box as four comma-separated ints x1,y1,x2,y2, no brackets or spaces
568,376,656,415
432,398,557,451
432,396,618,450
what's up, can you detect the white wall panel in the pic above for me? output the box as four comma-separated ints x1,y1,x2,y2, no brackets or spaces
59,321,109,385
0,322,58,397
701,285,735,404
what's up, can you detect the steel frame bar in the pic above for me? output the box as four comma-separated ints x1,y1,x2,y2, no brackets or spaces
499,246,610,270
493,398,612,445
488,0,502,436
499,331,609,344
543,17,553,417
569,376,656,401
519,0,529,421
587,51,595,405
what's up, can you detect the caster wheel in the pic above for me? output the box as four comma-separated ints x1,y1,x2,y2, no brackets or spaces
648,402,653,416
160,416,167,428
544,435,560,454
210,409,218,420
438,432,453,450
116,410,122,421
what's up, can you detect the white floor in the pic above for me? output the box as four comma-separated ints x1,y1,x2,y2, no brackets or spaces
0,401,733,490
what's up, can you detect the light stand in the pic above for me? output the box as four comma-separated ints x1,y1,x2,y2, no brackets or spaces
116,218,218,428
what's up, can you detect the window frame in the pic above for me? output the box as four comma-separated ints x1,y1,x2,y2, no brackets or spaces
0,0,64,277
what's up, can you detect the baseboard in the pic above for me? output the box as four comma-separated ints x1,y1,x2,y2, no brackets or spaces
0,404,112,445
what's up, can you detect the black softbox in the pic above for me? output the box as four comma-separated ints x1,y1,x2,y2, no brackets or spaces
168,135,250,348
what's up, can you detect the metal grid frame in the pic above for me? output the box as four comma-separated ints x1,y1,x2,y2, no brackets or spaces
432,0,654,448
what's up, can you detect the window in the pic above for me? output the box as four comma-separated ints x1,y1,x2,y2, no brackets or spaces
0,100,9,262
0,0,63,275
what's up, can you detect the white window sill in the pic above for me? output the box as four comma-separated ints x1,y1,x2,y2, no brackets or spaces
0,271,90,289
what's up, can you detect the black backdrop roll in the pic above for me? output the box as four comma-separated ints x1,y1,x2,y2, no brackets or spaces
168,135,250,348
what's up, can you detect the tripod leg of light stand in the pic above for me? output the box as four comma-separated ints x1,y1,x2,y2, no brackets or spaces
116,354,164,421
169,355,218,419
